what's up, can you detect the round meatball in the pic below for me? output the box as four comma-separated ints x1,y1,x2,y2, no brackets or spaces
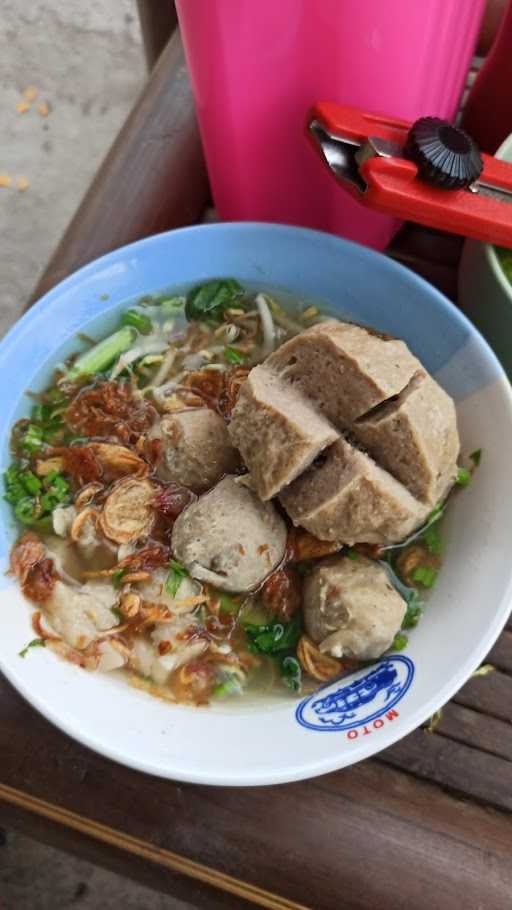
171,475,287,592
303,555,406,660
149,409,239,492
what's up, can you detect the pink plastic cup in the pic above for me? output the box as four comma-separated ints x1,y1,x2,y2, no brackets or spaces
177,0,485,249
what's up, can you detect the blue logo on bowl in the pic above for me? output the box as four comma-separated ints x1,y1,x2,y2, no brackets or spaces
296,655,414,733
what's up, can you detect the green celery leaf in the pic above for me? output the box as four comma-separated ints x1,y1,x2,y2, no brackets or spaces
185,279,244,324
165,558,189,598
224,347,245,365
112,569,126,590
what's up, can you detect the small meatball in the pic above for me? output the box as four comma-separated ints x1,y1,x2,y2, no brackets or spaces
171,475,287,592
148,409,239,492
303,555,406,660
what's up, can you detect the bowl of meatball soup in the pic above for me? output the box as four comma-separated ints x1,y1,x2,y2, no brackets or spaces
1,222,511,785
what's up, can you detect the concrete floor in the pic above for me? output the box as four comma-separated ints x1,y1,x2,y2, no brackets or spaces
0,0,145,338
0,2,195,907
1,829,193,910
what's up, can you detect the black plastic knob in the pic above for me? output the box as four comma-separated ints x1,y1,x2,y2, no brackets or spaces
404,117,483,190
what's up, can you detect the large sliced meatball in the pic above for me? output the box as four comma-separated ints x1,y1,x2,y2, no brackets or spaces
303,555,406,660
353,371,460,505
228,366,338,499
280,437,428,545
149,408,239,492
171,476,287,592
265,320,420,427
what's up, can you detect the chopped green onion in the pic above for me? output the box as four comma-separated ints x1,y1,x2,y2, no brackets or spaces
185,278,244,324
470,448,482,467
112,569,126,590
391,632,408,651
411,565,438,588
422,523,442,555
218,592,241,615
280,655,302,693
402,589,423,629
66,326,135,381
245,612,302,656
346,548,359,560
213,673,243,698
121,308,153,335
19,638,46,658
224,346,245,365
19,471,41,496
15,497,40,524
456,467,471,487
165,558,188,597
5,462,71,527
19,423,44,454
240,601,269,625
159,296,185,314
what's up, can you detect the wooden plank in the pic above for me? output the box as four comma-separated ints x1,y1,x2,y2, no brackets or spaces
381,728,512,811
2,670,512,910
28,30,209,307
0,796,254,910
433,701,512,763
136,1,178,69
380,697,512,765
488,630,512,673
454,668,512,722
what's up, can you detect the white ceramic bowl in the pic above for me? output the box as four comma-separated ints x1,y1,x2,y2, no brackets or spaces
1,223,511,785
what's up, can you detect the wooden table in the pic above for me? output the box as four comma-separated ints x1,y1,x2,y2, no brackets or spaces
3,31,512,910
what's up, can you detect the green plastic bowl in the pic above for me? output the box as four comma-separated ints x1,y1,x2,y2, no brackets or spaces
458,133,512,378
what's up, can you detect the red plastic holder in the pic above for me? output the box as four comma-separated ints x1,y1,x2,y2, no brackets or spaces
309,102,512,248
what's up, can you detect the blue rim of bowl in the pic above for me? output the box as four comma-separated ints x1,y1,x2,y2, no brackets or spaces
0,220,509,389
